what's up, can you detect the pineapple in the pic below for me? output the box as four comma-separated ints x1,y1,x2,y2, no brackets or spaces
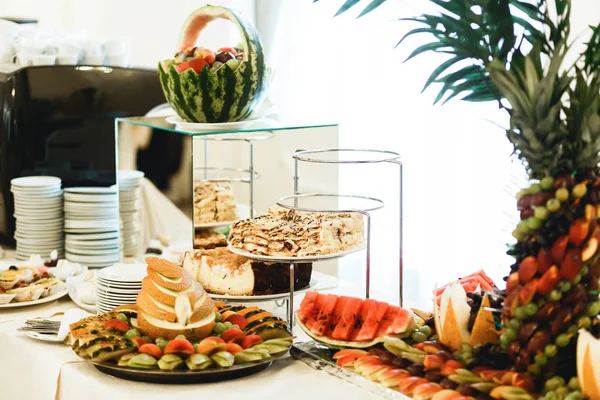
330,0,600,395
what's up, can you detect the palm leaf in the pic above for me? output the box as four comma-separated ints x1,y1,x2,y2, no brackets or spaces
357,0,386,18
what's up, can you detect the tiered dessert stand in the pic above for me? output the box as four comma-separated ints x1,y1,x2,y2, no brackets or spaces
229,148,404,324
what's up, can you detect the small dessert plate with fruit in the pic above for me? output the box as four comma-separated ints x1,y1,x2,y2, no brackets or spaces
165,115,264,133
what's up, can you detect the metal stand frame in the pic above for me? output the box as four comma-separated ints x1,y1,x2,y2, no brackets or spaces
291,149,404,307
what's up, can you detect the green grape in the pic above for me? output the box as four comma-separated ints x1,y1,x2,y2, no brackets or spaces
567,377,580,391
524,303,539,316
214,312,222,323
556,386,570,398
515,307,528,320
224,321,233,329
545,376,566,391
156,338,169,351
547,198,561,212
176,334,186,339
548,289,562,301
572,183,587,198
567,325,579,335
564,392,585,400
528,183,542,194
225,58,240,71
534,206,549,220
142,336,152,343
586,301,600,317
572,274,582,284
581,266,589,276
232,324,240,330
213,322,227,335
518,221,531,235
578,316,592,329
560,281,572,293
556,188,570,202
541,177,554,190
116,313,129,322
504,327,517,341
527,217,542,230
506,319,521,330
411,331,428,343
124,329,141,340
556,333,571,347
545,344,558,358
512,229,525,240
499,333,512,348
517,189,528,199
419,325,432,337
544,392,559,400
535,352,548,366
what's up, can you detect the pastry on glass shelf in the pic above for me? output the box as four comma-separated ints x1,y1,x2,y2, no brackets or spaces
193,181,238,224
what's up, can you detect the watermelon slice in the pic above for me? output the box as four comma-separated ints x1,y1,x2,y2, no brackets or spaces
354,301,389,342
297,291,318,322
375,305,400,337
332,297,363,341
325,295,351,336
304,293,326,329
308,294,338,335
386,307,416,336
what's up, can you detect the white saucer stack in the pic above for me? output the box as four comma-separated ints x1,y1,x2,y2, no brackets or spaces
96,263,146,314
11,176,64,260
118,171,144,257
64,187,121,267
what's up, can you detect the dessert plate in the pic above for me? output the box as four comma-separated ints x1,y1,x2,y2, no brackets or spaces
11,176,61,187
209,279,319,301
97,263,147,283
165,115,264,133
227,244,367,263
90,356,274,384
0,286,68,308
68,287,97,313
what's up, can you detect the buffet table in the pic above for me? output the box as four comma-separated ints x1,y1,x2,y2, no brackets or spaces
0,286,382,400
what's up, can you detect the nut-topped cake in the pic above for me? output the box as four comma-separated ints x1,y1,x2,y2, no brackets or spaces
228,207,364,257
182,247,312,296
193,181,237,225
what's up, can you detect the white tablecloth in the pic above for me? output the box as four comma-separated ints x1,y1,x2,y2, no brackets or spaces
0,289,383,400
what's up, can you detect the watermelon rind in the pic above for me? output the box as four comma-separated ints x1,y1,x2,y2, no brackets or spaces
296,312,409,350
159,5,269,123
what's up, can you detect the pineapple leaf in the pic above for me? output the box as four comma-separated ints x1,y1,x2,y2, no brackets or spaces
420,56,466,92
583,24,600,74
333,0,361,16
357,0,386,18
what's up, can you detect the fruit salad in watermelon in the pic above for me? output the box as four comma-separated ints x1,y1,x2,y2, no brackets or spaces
296,292,417,348
159,5,270,123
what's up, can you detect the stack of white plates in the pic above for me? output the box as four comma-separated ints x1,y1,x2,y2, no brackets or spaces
11,176,64,260
119,170,144,257
96,263,146,314
64,187,121,267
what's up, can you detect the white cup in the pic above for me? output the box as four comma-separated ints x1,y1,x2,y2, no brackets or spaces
85,55,105,65
58,41,82,56
32,54,56,66
106,53,129,68
57,54,78,65
103,38,130,55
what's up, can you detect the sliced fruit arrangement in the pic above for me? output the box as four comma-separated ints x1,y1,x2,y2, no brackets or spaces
158,4,269,123
0,265,63,304
332,340,538,400
435,270,498,306
295,292,416,348
214,301,292,340
504,176,600,379
69,305,292,370
434,282,500,352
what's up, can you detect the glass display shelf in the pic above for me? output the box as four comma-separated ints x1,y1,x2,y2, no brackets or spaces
116,115,338,136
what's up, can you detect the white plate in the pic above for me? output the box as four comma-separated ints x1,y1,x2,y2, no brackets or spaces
23,314,65,343
165,115,264,132
96,283,142,291
66,238,120,246
0,286,68,308
96,293,138,303
64,187,117,195
12,190,63,197
96,263,147,282
65,219,119,228
209,279,318,301
11,176,61,187
65,228,120,234
14,200,62,207
227,243,367,263
96,286,141,295
68,285,97,313
66,232,119,240
64,194,118,203
64,202,116,209
118,170,144,181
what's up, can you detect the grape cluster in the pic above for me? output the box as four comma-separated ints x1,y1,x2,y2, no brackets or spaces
538,376,585,400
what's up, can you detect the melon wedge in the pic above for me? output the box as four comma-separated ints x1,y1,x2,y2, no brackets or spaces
331,297,363,341
354,301,389,342
325,295,351,337
297,291,318,322
436,282,476,351
577,329,600,400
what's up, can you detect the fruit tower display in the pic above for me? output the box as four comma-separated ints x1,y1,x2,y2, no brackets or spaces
331,0,600,396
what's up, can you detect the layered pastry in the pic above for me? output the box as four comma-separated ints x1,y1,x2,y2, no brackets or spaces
182,247,312,296
136,257,215,340
194,181,237,225
194,230,228,249
228,207,365,257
